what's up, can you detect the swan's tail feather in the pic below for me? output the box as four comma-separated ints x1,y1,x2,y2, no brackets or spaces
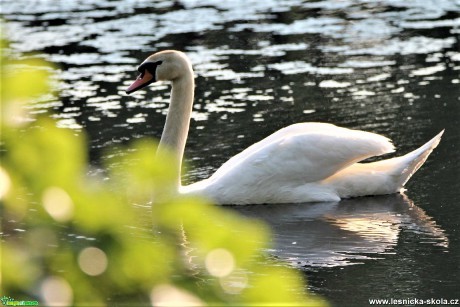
394,130,444,188
325,131,443,199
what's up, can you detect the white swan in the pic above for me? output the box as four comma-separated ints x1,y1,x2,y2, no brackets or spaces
126,50,443,205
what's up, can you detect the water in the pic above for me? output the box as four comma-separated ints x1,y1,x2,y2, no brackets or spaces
2,0,459,305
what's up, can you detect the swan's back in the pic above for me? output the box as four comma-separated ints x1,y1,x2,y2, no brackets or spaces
211,123,394,182
183,123,395,204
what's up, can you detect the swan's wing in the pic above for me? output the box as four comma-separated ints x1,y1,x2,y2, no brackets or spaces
210,123,395,184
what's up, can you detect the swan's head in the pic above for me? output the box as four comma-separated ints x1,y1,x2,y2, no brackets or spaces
126,50,192,94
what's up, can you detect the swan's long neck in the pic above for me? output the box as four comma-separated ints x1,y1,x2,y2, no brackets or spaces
157,70,194,189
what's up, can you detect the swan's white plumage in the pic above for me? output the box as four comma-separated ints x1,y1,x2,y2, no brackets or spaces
182,130,443,204
127,50,443,205
181,123,396,203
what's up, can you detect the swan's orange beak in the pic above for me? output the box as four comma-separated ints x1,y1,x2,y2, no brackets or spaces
126,70,155,94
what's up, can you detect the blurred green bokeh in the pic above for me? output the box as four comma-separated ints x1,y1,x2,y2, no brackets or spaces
0,35,326,306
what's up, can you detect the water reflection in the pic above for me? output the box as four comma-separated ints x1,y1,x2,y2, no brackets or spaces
232,194,448,268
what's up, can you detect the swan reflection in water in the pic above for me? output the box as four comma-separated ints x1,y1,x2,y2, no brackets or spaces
231,194,448,268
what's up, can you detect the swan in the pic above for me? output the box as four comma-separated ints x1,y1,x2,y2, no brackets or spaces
126,50,443,205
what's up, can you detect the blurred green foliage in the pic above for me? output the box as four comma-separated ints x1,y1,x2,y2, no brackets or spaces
0,35,326,306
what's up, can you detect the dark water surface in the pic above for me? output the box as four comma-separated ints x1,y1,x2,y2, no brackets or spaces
2,0,459,305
